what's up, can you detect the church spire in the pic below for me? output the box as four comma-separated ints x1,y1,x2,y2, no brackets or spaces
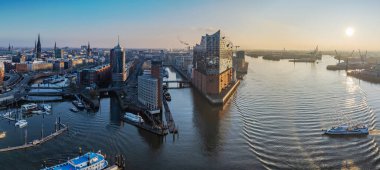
36,33,41,58
87,41,91,56
8,43,11,51
54,42,56,51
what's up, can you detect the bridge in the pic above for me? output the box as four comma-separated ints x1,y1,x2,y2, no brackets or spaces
163,80,190,89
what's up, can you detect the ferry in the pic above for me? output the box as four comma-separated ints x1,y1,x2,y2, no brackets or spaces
21,103,38,112
324,124,369,135
124,112,144,123
72,100,85,109
41,151,108,170
15,119,28,128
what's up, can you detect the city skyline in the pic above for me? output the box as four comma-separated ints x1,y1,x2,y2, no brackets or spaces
1,0,380,50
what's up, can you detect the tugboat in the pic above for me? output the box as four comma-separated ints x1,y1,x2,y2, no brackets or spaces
41,151,108,170
324,124,369,135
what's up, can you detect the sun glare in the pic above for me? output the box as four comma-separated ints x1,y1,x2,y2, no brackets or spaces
345,27,354,37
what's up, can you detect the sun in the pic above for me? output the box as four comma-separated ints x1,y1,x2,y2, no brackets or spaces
345,27,355,37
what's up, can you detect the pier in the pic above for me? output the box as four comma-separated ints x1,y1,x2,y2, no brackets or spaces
122,117,168,136
163,98,177,133
0,122,68,153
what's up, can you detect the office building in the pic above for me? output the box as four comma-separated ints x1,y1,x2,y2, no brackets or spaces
138,70,160,112
110,39,126,85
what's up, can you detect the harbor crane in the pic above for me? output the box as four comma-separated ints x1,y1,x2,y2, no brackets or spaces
358,49,367,66
334,50,341,63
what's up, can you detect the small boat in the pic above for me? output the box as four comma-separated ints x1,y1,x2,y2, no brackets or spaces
41,151,108,170
324,124,369,135
0,131,6,139
40,104,52,112
72,100,85,109
124,112,144,123
32,110,44,114
164,92,171,101
70,107,79,112
15,120,28,128
3,111,13,117
21,103,38,112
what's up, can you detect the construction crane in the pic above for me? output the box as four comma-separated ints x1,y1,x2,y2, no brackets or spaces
358,49,367,64
358,49,367,68
177,36,191,52
335,50,341,63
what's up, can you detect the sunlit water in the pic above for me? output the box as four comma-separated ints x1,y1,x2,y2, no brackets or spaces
0,55,380,169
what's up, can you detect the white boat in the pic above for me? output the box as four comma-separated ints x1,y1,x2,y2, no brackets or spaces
40,104,52,112
32,110,44,114
21,103,38,112
15,119,28,128
70,107,79,112
124,112,144,123
3,111,13,117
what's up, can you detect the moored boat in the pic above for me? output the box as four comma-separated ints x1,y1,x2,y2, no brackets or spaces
15,119,28,128
164,92,171,101
41,151,108,170
72,100,85,109
124,112,144,123
70,107,79,112
40,104,52,112
21,103,38,112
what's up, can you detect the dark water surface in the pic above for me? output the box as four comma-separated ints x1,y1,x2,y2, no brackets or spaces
1,55,380,169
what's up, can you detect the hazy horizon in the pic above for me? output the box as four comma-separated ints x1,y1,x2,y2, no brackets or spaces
1,0,380,51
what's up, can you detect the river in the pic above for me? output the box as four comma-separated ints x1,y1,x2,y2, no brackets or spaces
0,55,380,169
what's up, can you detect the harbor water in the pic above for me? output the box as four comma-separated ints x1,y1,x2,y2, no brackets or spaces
1,55,380,169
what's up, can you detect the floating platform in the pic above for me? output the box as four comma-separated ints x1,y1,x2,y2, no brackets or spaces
122,117,168,136
0,123,68,152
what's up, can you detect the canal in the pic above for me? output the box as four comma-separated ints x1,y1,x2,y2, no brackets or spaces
1,55,380,169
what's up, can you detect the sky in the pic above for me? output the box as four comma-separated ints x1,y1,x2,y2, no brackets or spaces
1,0,380,50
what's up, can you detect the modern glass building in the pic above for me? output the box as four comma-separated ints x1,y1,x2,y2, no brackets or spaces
110,41,126,85
192,30,234,95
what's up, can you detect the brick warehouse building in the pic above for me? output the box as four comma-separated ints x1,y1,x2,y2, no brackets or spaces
192,30,234,95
